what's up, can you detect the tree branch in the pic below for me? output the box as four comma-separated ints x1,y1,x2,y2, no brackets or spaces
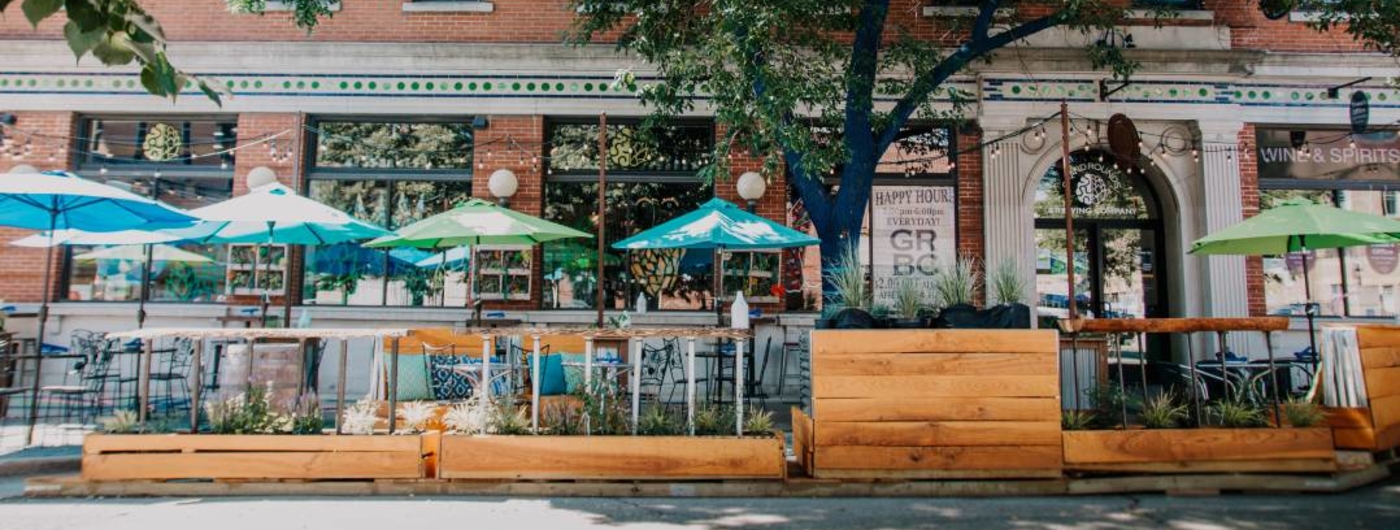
875,11,1064,156
973,0,1000,41
844,0,891,163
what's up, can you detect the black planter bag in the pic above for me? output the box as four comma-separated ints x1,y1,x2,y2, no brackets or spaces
832,308,876,329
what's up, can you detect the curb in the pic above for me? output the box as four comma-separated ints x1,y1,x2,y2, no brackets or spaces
0,457,81,478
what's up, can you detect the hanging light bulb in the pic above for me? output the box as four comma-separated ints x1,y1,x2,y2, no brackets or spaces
99,165,108,175
153,169,162,179
1349,137,1358,149
220,160,229,170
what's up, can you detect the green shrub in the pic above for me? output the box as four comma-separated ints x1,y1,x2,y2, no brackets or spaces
1140,392,1188,429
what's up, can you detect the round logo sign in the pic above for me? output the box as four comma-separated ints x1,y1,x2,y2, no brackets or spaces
1368,245,1399,275
141,123,183,162
1074,171,1109,206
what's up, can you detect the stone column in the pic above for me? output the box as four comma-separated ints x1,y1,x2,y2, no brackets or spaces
980,126,1036,304
1197,121,1254,357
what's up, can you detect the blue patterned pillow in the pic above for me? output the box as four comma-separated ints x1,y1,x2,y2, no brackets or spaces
426,355,474,400
393,355,434,401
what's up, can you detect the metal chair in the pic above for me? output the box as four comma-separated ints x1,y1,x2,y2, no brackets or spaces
638,338,685,405
37,349,112,429
148,338,195,415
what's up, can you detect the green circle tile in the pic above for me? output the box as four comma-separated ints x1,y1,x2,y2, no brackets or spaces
396,82,405,90
255,80,264,88
570,83,579,91
1380,93,1389,102
512,82,521,90
527,82,537,91
340,81,348,89
1247,90,1256,99
0,80,8,87
599,84,609,92
55,80,64,87
1262,90,1272,99
410,82,419,90
353,81,362,89
425,82,434,90
555,83,565,91
84,80,93,87
1198,88,1208,97
1011,85,1022,95
124,80,133,88
312,81,321,89
456,82,464,90
1290,91,1299,100
296,81,305,89
584,82,594,91
540,83,550,91
1169,88,1179,97
110,80,119,88
483,82,492,90
30,80,39,87
468,82,477,90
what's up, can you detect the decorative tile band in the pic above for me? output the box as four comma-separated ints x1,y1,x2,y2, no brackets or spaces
0,71,1396,109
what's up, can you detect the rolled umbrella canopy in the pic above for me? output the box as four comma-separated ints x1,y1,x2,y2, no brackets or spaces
1189,198,1400,423
73,244,212,263
185,183,391,325
0,170,198,441
612,197,820,437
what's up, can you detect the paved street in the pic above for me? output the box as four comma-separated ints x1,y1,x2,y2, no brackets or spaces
0,476,1396,530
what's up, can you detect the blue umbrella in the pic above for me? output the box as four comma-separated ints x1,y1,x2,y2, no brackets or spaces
0,170,197,441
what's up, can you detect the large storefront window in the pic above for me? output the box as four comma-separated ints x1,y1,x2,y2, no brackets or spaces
302,119,475,307
66,116,236,302
1258,128,1400,318
543,119,713,311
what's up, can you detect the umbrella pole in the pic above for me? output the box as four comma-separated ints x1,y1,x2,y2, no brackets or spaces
596,113,608,328
284,245,296,327
260,224,274,328
1300,246,1319,374
25,211,57,445
137,243,153,329
1059,102,1079,320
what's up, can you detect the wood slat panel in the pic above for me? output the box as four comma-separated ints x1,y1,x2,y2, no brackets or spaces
84,434,421,455
1332,427,1379,451
81,452,422,481
1369,395,1400,434
1377,423,1400,451
1063,429,1335,465
1364,367,1400,400
438,436,785,480
1325,407,1375,429
813,353,1056,377
814,397,1060,422
385,328,488,355
1358,346,1400,370
1076,317,1289,334
792,407,814,475
811,468,1063,480
1065,459,1338,474
815,445,1062,471
813,375,1059,399
810,330,1058,356
813,421,1060,447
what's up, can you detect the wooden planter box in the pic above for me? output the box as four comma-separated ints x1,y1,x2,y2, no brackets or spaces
1063,428,1338,474
800,329,1065,479
437,435,786,481
1326,326,1400,452
82,434,428,482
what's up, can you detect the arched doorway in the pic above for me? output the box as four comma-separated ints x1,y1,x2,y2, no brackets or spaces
1033,150,1168,324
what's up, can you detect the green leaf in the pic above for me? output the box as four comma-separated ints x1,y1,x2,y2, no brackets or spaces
124,10,166,44
0,1,15,13
20,0,62,27
91,33,136,66
64,0,104,31
197,79,224,107
62,20,105,60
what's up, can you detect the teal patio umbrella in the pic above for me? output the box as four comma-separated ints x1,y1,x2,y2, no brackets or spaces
612,197,819,436
0,170,197,442
1190,199,1400,417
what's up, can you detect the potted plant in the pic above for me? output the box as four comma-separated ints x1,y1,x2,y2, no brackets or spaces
984,259,1034,329
889,279,928,328
824,244,875,329
931,254,981,328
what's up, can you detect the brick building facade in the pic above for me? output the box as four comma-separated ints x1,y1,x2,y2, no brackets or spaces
0,1,1397,352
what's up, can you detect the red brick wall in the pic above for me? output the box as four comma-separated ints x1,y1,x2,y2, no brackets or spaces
0,1,1375,54
714,127,788,313
472,115,545,311
0,112,78,304
956,126,985,307
230,113,307,306
1238,124,1266,317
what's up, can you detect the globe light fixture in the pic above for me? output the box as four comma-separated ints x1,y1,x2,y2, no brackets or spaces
7,164,38,174
489,168,519,207
736,171,766,212
246,166,278,190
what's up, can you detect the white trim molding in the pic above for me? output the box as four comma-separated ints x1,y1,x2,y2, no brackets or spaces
402,1,495,13
1125,9,1214,22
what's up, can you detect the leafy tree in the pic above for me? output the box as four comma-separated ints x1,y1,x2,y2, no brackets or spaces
4,0,1397,292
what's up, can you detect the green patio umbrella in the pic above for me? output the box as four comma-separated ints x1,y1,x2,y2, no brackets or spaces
1189,198,1400,418
365,198,592,314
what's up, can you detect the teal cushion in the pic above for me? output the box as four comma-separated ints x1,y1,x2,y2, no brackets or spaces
558,353,586,393
393,356,434,401
540,355,567,396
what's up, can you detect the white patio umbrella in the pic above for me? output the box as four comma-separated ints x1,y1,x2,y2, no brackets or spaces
73,244,212,263
12,228,210,328
183,182,389,325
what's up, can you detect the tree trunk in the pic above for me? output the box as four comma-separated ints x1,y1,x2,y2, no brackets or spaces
789,158,876,307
